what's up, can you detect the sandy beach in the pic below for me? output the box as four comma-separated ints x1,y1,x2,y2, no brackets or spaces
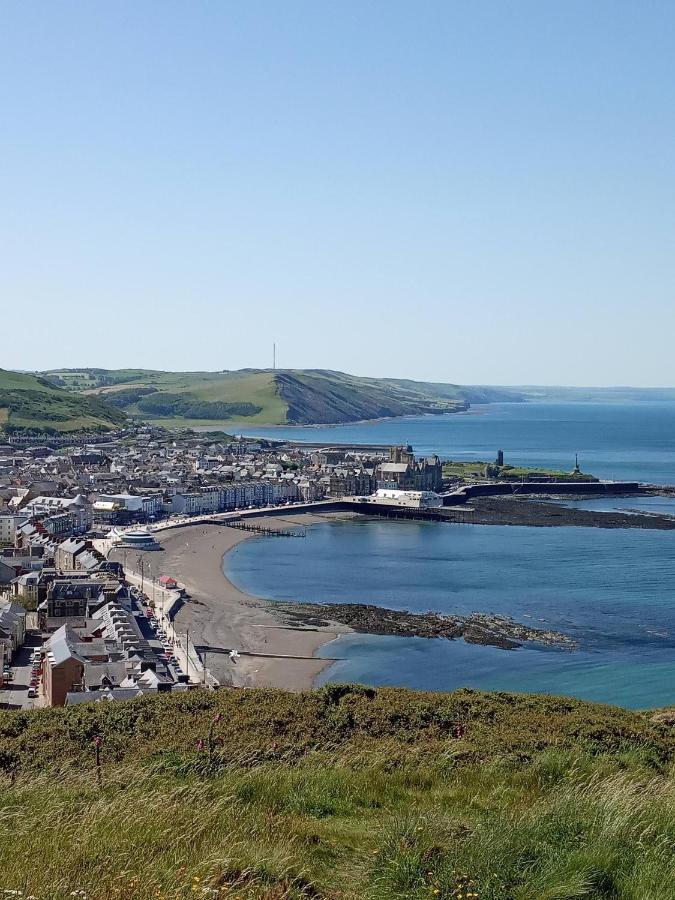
132,514,350,690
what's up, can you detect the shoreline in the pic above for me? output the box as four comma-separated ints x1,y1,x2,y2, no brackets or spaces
146,507,590,692
148,514,351,691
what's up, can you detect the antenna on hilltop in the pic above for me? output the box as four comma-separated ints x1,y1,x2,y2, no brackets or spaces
273,343,276,371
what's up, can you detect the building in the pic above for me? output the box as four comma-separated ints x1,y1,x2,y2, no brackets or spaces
0,600,27,662
55,538,89,572
376,446,443,493
21,495,92,533
0,514,29,545
356,489,443,509
109,528,160,550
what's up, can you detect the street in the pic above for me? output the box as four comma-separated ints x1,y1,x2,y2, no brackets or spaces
1,632,43,710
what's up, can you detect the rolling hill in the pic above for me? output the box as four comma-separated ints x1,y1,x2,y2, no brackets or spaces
42,367,523,427
0,369,126,434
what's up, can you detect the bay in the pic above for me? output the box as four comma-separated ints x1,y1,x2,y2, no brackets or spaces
225,518,675,708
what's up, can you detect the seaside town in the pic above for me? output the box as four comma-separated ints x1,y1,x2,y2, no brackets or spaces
0,426,448,708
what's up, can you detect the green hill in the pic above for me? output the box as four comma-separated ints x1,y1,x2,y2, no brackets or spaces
42,368,523,427
0,369,126,434
0,685,674,899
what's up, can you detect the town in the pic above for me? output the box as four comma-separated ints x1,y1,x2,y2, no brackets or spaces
0,426,447,708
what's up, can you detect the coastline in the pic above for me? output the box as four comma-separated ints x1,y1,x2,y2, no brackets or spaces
150,515,350,691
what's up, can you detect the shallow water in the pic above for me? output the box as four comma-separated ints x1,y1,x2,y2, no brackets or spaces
225,519,675,708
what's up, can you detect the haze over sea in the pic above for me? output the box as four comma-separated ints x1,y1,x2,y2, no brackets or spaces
227,401,675,708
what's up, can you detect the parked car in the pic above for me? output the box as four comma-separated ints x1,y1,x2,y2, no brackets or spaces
27,688,37,698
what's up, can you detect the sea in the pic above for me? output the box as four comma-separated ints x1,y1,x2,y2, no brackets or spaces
233,400,675,485
224,401,675,708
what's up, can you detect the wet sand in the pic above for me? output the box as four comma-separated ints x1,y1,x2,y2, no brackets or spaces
146,515,349,690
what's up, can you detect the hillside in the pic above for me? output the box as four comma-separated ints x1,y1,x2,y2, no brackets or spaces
42,368,523,427
0,369,126,434
0,686,674,899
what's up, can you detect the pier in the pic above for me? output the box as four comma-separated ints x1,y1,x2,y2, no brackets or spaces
226,520,306,538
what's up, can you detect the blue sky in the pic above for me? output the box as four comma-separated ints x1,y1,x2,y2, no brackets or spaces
1,2,674,385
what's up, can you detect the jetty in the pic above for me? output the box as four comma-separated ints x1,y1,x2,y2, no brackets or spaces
226,520,306,538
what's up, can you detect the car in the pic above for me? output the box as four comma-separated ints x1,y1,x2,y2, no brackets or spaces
27,688,37,699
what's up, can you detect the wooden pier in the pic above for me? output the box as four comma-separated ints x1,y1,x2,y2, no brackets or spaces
226,521,306,537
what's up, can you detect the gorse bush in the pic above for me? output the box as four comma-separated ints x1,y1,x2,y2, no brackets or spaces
0,686,673,899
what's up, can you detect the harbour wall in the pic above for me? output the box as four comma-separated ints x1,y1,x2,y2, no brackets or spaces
445,481,641,505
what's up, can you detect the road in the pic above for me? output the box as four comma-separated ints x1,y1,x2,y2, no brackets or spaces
1,632,43,710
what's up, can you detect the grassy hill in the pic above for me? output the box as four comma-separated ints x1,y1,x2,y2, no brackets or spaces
0,685,674,899
42,368,523,428
0,369,126,434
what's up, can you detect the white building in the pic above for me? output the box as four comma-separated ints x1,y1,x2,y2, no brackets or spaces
357,489,443,509
0,514,29,545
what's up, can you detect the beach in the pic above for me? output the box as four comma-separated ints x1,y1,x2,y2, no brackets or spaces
133,514,350,690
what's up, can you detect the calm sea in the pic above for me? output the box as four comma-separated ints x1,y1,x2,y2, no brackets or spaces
234,400,675,485
225,402,675,707
225,519,675,709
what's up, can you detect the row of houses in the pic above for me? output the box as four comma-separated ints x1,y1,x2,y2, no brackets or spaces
42,599,185,706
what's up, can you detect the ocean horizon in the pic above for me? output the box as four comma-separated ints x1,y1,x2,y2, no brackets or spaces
225,400,675,708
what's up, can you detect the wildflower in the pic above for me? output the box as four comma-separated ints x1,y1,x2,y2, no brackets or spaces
213,713,222,724
196,738,205,751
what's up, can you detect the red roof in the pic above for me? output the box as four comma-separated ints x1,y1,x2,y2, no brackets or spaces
159,575,177,587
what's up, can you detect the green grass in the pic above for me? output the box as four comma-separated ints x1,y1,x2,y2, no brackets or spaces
0,686,673,899
39,368,522,427
0,369,126,433
497,466,595,482
443,461,493,479
443,460,596,483
78,369,287,425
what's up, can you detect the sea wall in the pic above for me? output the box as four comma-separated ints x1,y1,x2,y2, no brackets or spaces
447,481,640,504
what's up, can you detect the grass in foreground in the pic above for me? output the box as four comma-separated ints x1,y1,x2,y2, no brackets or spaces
0,686,674,899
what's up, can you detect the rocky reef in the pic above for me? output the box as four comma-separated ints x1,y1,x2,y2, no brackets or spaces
282,602,577,651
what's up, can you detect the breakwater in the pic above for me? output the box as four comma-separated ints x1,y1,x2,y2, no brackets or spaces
444,480,641,503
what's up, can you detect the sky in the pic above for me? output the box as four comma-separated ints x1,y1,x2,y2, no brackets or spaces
1,1,674,386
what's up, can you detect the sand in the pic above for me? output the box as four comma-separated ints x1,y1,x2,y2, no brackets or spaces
134,514,349,690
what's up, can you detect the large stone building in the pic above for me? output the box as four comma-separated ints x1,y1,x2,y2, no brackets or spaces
376,446,443,493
